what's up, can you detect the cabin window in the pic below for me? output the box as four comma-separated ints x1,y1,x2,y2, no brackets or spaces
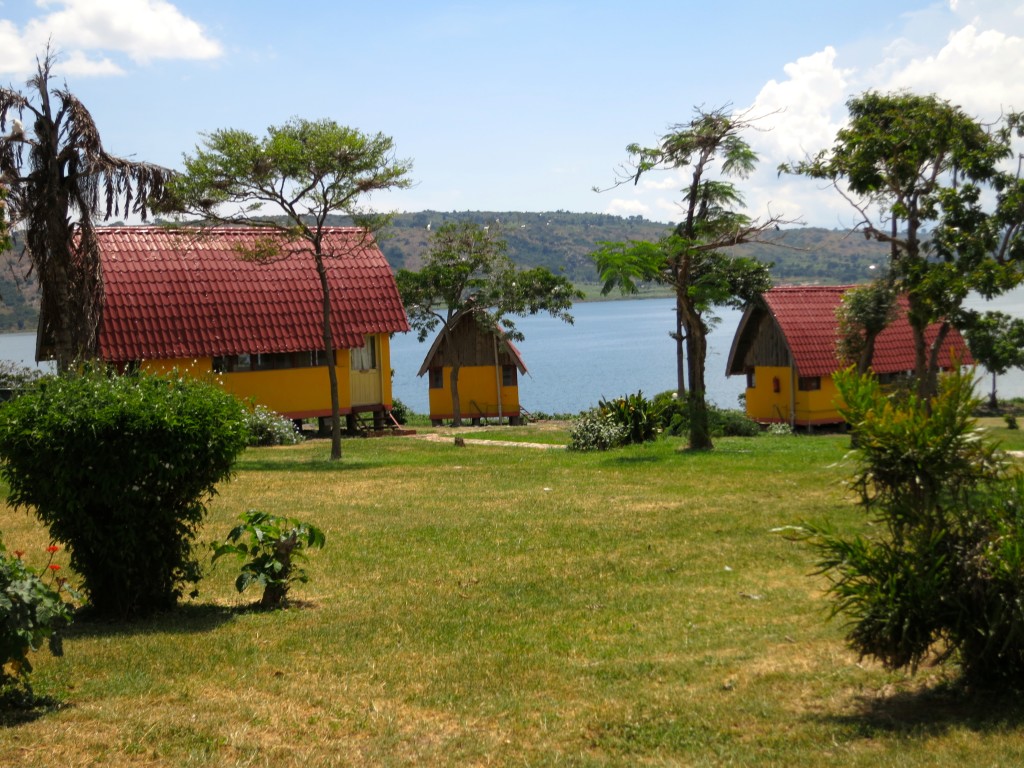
350,336,377,371
213,351,325,373
745,368,755,388
291,350,328,368
429,367,444,389
502,364,517,387
798,376,821,391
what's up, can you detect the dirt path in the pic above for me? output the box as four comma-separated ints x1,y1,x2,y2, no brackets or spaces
412,432,566,450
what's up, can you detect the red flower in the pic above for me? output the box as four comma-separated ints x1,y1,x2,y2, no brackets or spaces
48,564,61,572
47,545,60,553
13,550,24,559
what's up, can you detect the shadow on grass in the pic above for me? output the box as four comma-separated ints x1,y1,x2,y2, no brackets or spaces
0,689,68,728
234,455,387,473
823,682,1024,737
64,597,322,640
63,601,240,640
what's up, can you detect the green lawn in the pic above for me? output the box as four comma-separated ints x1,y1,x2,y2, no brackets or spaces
3,427,1024,767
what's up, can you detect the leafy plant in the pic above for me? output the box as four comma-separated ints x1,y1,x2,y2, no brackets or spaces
244,404,304,446
567,410,628,452
389,398,411,425
1,541,76,701
655,391,760,439
211,510,325,610
793,367,1024,686
598,391,660,445
0,368,250,618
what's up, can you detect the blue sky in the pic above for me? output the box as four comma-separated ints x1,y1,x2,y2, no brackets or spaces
1,0,1023,227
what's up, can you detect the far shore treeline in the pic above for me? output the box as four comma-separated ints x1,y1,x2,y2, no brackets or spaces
0,211,888,332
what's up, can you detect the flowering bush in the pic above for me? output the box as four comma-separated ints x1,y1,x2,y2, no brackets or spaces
0,368,249,618
567,410,629,452
211,510,325,609
1,541,76,698
244,405,304,446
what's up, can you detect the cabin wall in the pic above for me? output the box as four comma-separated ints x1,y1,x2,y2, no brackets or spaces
744,365,844,426
138,333,394,419
428,364,520,422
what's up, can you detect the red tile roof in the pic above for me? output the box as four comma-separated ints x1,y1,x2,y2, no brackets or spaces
733,285,971,376
95,226,409,361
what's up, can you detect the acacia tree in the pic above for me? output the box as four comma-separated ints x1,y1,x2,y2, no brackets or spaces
162,118,412,460
594,107,788,450
0,51,172,369
396,221,581,427
963,310,1024,408
782,91,1024,398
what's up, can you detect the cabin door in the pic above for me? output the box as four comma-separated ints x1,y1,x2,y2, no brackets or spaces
350,335,383,407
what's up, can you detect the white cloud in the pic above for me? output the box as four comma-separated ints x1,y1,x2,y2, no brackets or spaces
1,0,222,76
732,1,1024,227
603,198,650,218
885,25,1024,113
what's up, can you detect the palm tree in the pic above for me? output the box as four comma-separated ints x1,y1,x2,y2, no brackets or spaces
0,50,172,369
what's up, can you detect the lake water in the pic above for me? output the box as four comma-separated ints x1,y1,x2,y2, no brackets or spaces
4,289,1024,415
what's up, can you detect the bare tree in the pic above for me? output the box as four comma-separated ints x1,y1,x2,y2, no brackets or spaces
0,50,171,369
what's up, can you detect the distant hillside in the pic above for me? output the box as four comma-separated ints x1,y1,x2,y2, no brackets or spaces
0,233,40,332
0,212,891,331
375,210,890,286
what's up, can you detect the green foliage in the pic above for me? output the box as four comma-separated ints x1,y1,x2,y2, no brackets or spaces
835,278,897,372
163,117,414,462
594,106,781,451
567,411,628,452
655,392,760,438
396,221,582,426
211,510,325,610
795,367,1024,686
598,391,660,445
782,91,1024,398
389,398,411,425
0,369,250,618
244,405,304,446
964,310,1024,407
0,541,75,697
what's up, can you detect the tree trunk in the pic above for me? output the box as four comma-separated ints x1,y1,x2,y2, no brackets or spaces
674,296,687,398
315,250,343,461
990,371,999,410
450,364,463,427
681,296,713,451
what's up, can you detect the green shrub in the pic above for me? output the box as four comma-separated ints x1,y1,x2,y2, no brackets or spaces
389,398,411,425
245,404,304,446
567,410,629,452
714,408,761,437
211,510,325,609
0,369,250,618
598,391,660,444
656,393,760,439
794,367,1024,687
0,541,75,699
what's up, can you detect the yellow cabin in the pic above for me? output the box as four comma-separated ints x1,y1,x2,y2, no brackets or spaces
417,311,528,426
74,226,410,430
726,286,972,427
